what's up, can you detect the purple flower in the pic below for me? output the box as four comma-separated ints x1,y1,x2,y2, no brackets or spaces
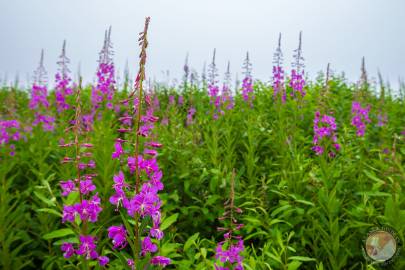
74,194,102,222
215,240,244,268
98,256,109,266
142,236,158,255
61,242,75,259
79,179,96,195
351,101,371,137
127,188,161,217
87,160,96,169
62,205,76,223
150,256,171,267
127,259,135,269
108,225,128,249
312,111,339,156
60,180,76,196
112,142,124,159
241,77,254,105
76,235,98,260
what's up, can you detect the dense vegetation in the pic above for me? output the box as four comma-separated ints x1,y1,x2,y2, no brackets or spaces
1,72,405,270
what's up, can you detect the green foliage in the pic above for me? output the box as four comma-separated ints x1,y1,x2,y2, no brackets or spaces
0,77,404,269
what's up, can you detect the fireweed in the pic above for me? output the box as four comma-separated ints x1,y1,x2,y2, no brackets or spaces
241,52,254,107
30,50,55,131
0,119,21,157
221,61,235,110
91,27,116,112
289,32,306,98
215,170,244,270
55,40,74,113
351,58,372,137
312,64,340,157
108,17,170,268
272,33,286,103
207,49,222,119
59,81,107,266
351,101,371,136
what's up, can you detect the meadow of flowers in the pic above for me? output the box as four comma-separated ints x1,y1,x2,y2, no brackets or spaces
1,17,405,270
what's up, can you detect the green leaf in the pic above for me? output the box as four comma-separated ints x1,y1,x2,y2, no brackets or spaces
288,261,302,270
33,191,55,207
43,229,75,240
184,233,199,251
288,256,316,262
36,208,62,217
161,213,178,231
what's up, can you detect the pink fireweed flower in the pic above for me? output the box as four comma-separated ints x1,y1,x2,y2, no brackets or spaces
74,194,102,222
142,236,158,255
215,240,244,267
79,179,96,195
98,256,109,266
312,111,340,156
55,41,74,113
91,28,115,110
351,101,371,136
289,69,306,97
150,256,171,267
110,18,169,266
290,32,306,98
241,77,254,106
61,242,75,259
76,235,98,260
0,120,21,156
272,66,285,102
186,107,196,126
107,225,128,249
60,180,76,196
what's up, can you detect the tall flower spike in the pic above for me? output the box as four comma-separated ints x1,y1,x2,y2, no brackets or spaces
215,169,245,270
292,31,305,73
59,78,107,266
91,27,116,111
201,61,207,88
30,50,54,131
183,53,189,90
55,40,74,113
208,49,218,86
33,49,48,86
221,61,234,110
242,51,252,79
109,17,170,268
273,33,283,68
272,33,285,102
241,52,254,106
289,31,306,98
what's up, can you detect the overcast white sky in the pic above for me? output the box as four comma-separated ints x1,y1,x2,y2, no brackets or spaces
0,0,404,89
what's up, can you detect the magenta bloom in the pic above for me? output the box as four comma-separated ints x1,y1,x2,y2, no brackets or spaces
74,194,102,222
142,236,158,255
61,242,75,259
108,225,128,249
79,179,96,195
289,69,306,97
76,235,98,260
112,142,124,159
215,240,244,269
62,205,76,223
98,256,109,266
312,111,339,156
351,101,371,136
60,180,76,196
150,256,171,267
241,77,254,106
